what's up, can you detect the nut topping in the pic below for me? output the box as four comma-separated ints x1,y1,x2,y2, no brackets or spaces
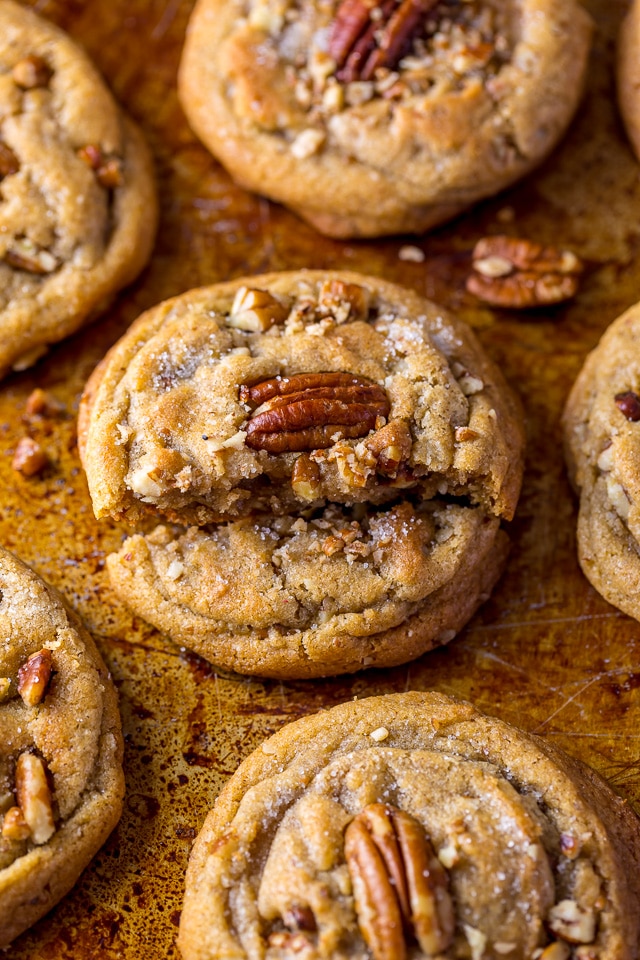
1,806,30,842
15,753,55,845
240,373,390,453
317,279,371,322
329,0,438,83
614,390,640,422
291,454,322,500
466,236,583,308
77,144,124,188
228,286,290,331
11,437,49,477
12,55,52,89
0,141,19,179
547,900,597,945
344,802,454,960
365,419,412,477
4,238,58,275
17,648,53,707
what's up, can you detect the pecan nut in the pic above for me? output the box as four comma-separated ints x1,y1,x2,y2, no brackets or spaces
228,286,290,331
15,752,55,845
12,55,52,89
365,419,412,477
0,141,19,179
17,648,53,706
329,0,438,83
344,802,454,960
466,235,583,308
614,390,640,421
11,436,49,476
240,372,390,453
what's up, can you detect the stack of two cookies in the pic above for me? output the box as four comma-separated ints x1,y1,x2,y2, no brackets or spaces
79,269,525,680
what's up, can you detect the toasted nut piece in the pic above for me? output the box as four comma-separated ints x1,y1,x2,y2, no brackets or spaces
614,390,640,421
365,420,412,477
291,454,322,501
228,287,290,332
0,677,11,702
5,238,58,275
0,141,19,178
559,833,581,860
25,387,65,419
17,648,53,706
317,279,371,321
77,144,124,188
548,899,597,944
282,904,317,932
12,55,52,89
1,806,30,841
345,803,454,960
11,437,49,476
538,943,571,960
241,372,389,453
467,235,583,308
15,753,55,845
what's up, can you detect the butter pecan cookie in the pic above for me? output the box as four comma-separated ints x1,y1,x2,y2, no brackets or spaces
178,0,592,238
178,691,640,960
0,547,124,947
79,271,523,526
78,271,523,677
0,0,157,379
563,302,640,621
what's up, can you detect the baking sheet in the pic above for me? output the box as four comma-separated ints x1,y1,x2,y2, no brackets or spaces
2,0,640,955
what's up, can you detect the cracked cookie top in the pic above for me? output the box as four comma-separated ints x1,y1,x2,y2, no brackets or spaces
178,0,592,236
563,301,640,622
79,270,524,527
0,0,157,379
178,691,640,960
0,547,124,947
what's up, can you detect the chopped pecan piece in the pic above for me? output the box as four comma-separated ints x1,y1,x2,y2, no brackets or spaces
317,279,371,321
228,287,289,331
77,144,124,188
0,677,11,702
240,373,390,453
291,454,322,500
614,390,640,421
12,55,52,89
467,235,583,308
365,419,412,477
5,238,58,275
0,141,19,179
11,437,49,476
1,806,30,842
548,900,597,945
344,802,454,960
15,753,55,845
17,648,53,707
329,0,438,83
24,387,65,419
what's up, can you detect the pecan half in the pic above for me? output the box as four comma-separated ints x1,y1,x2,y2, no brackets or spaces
329,0,438,83
240,373,389,453
0,141,19,179
344,803,454,960
17,648,52,707
466,235,583,308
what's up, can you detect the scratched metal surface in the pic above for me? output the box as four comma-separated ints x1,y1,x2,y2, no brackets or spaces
1,0,639,955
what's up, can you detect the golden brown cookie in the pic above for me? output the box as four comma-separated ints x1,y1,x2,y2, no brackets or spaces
0,0,157,380
563,302,640,621
618,0,640,161
0,547,124,947
178,691,640,960
178,0,592,238
79,270,523,678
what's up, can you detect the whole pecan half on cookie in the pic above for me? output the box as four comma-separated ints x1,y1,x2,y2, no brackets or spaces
240,372,390,453
344,802,454,960
329,0,438,83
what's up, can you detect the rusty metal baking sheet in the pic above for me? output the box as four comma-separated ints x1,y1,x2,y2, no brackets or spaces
2,0,640,956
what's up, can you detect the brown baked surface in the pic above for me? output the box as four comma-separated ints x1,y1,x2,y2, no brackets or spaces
0,0,158,380
179,691,640,960
563,303,640,621
0,547,125,948
617,0,640,161
178,0,592,238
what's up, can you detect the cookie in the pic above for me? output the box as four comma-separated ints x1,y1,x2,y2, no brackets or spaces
0,547,124,947
0,0,157,380
79,270,523,678
79,270,523,526
178,0,592,238
563,302,640,621
178,691,640,960
618,0,640,161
